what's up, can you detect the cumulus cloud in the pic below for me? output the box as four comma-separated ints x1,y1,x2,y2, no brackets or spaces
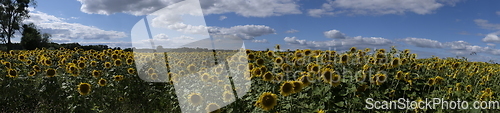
252,39,268,43
482,34,500,43
474,19,500,43
307,0,462,17
219,16,227,21
209,25,276,40
399,37,500,55
23,10,128,41
324,29,346,39
398,37,444,48
285,29,299,33
78,0,301,17
284,36,393,50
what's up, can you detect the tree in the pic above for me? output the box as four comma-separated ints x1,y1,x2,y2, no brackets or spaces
0,0,36,50
20,23,50,50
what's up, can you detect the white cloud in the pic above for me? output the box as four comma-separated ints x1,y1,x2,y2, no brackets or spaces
219,16,227,21
496,11,500,16
308,0,461,17
209,25,276,40
400,37,500,55
324,29,346,39
474,19,500,43
78,0,302,17
24,10,128,41
482,34,500,43
284,36,393,50
77,0,184,16
285,29,299,33
399,37,444,48
252,39,268,43
474,19,500,30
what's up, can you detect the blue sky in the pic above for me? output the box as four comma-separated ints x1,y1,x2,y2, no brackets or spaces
15,0,500,62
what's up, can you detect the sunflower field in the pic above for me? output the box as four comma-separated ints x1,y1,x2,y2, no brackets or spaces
1,45,500,113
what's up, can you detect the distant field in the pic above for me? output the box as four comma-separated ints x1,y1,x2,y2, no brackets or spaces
0,46,499,113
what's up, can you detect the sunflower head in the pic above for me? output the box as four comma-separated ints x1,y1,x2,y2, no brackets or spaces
222,91,234,103
188,93,203,106
375,73,386,85
127,68,135,74
114,59,122,66
427,78,435,86
255,92,278,111
46,68,57,77
465,85,472,93
280,81,295,96
113,75,124,81
97,78,107,86
104,62,112,68
262,71,274,81
7,69,18,78
206,103,221,113
78,83,91,95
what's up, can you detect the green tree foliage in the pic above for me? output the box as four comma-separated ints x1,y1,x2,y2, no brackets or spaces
20,23,50,50
0,0,36,50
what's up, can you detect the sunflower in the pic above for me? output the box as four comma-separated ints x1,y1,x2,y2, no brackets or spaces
281,63,292,73
340,54,348,63
434,76,444,85
127,68,135,74
149,73,158,80
275,44,280,50
114,59,122,66
43,59,52,66
7,69,17,78
375,73,386,85
78,83,91,95
247,53,256,61
274,73,284,82
292,81,304,93
254,92,278,111
126,58,134,65
427,78,435,86
188,93,203,106
113,75,124,81
222,91,234,103
280,81,295,96
77,61,85,69
266,51,274,57
308,63,320,74
350,47,357,53
90,61,97,67
255,58,265,66
262,72,274,81
28,71,36,76
331,73,341,87
274,57,284,65
146,67,155,75
46,68,56,77
251,67,263,77
98,78,107,86
391,58,401,68
395,71,405,80
92,70,101,77
455,83,461,91
17,54,27,61
465,85,472,93
206,103,221,113
321,68,334,83
104,62,112,68
201,73,210,82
